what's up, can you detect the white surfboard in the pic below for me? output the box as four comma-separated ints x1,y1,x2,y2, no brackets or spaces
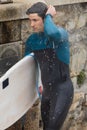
0,53,41,130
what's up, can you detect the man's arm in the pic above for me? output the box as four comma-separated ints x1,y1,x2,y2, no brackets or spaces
44,5,68,42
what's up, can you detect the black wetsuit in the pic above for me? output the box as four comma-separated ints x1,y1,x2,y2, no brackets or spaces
25,14,74,130
34,49,73,130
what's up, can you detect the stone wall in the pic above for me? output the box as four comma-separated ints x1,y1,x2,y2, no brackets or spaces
45,0,87,5
0,0,87,130
54,2,87,88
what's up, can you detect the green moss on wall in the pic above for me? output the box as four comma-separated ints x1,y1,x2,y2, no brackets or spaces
77,70,86,87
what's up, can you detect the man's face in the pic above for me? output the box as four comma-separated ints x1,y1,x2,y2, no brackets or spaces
28,13,44,32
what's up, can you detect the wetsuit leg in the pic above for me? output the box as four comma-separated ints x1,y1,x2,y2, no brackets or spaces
41,80,73,130
41,95,50,130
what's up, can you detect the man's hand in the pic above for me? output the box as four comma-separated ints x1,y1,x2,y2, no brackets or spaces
46,5,56,17
39,86,43,95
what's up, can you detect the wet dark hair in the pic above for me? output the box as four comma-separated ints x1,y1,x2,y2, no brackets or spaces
26,2,48,19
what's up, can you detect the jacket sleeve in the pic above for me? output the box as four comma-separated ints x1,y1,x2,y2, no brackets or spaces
44,14,68,43
44,14,70,65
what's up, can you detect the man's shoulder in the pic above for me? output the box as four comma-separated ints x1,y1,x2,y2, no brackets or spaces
27,33,39,41
28,33,38,38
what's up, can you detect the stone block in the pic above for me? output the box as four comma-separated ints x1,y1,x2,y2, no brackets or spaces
77,13,87,29
70,45,87,75
0,20,21,44
0,41,22,76
0,0,13,4
71,77,78,89
21,19,32,43
45,0,87,6
0,0,30,22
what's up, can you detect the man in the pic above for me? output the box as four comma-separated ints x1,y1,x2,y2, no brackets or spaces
25,2,74,130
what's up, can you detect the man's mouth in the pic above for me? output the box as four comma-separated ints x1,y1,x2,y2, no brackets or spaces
33,28,38,32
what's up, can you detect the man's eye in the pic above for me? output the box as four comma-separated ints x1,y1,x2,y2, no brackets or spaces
33,19,37,22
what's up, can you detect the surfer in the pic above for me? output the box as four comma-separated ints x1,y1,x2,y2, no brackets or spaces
25,2,74,130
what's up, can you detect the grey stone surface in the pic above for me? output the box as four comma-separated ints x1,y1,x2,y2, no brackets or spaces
45,0,87,5
0,41,22,76
0,20,21,44
21,19,32,43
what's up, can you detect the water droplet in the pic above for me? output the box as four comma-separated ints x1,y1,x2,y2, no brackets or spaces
52,116,55,120
56,93,58,96
49,82,52,86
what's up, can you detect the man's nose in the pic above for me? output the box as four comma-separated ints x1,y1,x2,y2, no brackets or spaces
31,21,34,27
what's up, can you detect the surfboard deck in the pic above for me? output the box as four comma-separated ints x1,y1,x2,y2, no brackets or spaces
0,54,40,130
